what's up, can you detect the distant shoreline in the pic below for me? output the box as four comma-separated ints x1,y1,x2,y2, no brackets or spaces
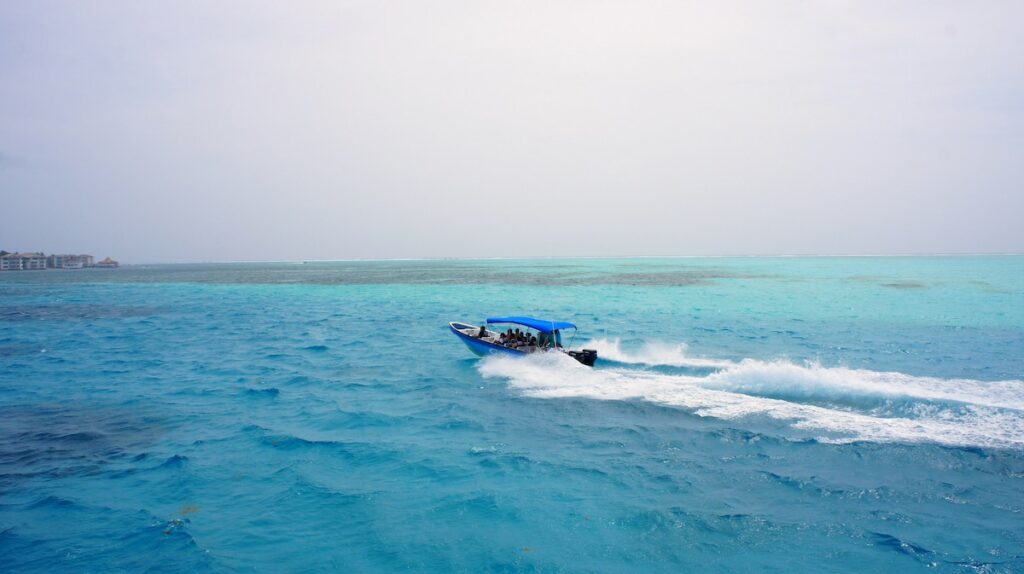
0,252,118,271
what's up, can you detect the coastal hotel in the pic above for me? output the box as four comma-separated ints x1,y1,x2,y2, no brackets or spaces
0,252,119,271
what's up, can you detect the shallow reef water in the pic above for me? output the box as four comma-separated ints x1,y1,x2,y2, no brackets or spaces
1,256,1022,572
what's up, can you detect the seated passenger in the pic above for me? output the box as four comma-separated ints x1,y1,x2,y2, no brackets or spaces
477,325,487,338
538,332,549,348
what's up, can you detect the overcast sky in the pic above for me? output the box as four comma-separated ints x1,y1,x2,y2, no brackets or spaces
1,1,1022,262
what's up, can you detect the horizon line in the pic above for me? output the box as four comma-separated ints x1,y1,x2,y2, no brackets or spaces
123,252,1024,265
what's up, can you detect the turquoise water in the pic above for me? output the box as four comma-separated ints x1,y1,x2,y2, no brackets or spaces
1,256,1022,572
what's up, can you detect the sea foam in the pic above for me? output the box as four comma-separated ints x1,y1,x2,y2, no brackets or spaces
478,348,1024,449
583,337,735,369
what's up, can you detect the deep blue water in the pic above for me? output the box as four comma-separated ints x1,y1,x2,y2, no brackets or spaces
1,257,1022,572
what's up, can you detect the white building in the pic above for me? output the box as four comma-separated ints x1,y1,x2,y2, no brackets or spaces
0,254,22,271
19,252,48,270
0,252,50,270
49,254,94,269
0,252,112,271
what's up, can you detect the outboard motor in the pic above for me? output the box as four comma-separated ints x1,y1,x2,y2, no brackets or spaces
568,349,598,367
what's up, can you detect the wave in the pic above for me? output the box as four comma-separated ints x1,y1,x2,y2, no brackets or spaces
702,360,1024,411
27,495,80,510
583,338,735,369
477,351,1024,449
159,454,189,468
244,387,280,398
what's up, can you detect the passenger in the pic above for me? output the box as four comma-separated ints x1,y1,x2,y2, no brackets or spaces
553,329,562,348
529,335,538,347
477,325,487,338
499,332,507,345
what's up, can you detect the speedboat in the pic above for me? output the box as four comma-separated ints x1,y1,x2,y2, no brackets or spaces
449,316,598,366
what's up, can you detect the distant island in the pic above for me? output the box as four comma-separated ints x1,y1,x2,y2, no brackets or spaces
0,251,119,271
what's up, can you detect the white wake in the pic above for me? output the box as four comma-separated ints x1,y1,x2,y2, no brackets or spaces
583,338,735,369
478,350,1024,449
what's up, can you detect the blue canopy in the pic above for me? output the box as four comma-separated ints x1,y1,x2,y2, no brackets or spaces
486,316,577,333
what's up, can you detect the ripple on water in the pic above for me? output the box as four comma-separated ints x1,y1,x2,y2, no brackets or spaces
1,258,1022,572
0,405,169,487
243,387,280,398
0,304,163,321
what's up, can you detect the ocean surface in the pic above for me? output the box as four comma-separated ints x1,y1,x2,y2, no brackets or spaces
1,256,1022,573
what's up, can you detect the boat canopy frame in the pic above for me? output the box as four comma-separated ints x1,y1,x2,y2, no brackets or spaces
485,316,577,334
